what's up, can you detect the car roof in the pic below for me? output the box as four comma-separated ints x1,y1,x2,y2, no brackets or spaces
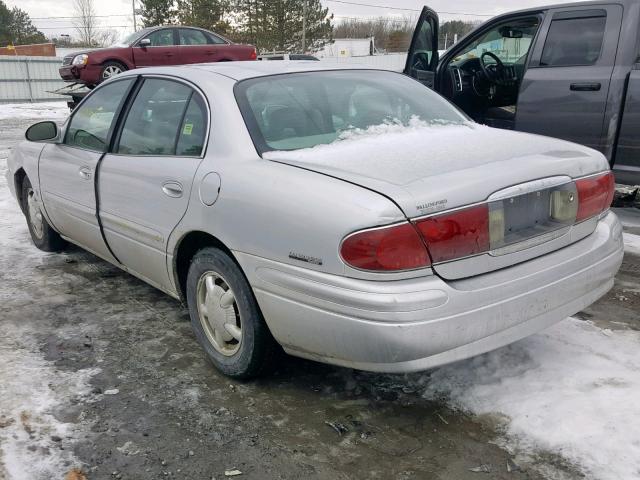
187,61,383,81
491,0,632,17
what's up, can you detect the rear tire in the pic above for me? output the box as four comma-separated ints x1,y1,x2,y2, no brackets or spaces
186,247,278,379
99,61,126,83
21,177,66,252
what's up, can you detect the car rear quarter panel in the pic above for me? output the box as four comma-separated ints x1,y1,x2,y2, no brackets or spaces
219,44,256,60
167,71,411,294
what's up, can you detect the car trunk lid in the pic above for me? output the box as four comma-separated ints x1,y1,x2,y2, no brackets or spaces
265,123,611,279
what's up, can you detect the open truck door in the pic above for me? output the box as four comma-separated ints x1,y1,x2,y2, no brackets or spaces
404,7,439,89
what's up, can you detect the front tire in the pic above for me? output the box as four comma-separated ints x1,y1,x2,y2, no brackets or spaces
21,177,66,252
99,61,126,83
186,248,277,379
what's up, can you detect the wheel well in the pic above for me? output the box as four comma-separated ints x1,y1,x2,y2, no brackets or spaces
102,59,128,69
174,231,235,301
14,168,27,213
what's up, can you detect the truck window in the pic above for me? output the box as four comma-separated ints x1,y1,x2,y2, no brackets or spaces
540,11,606,67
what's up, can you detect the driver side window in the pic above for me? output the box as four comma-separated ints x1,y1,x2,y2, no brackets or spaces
64,79,133,152
452,18,540,64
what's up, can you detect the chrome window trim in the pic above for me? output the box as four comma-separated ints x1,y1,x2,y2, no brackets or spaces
109,73,212,160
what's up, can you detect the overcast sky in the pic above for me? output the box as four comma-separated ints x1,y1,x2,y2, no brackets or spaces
6,0,584,40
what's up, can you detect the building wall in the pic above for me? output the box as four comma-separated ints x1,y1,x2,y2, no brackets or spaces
0,43,56,57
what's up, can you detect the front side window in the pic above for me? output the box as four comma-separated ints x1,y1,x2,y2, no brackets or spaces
117,78,206,156
235,70,466,153
540,12,606,67
179,28,208,45
145,29,175,47
452,17,540,64
65,79,133,152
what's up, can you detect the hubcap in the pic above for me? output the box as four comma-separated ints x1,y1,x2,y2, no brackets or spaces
196,272,242,356
27,188,44,239
102,65,122,79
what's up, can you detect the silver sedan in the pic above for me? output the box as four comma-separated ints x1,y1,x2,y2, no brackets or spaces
6,62,624,378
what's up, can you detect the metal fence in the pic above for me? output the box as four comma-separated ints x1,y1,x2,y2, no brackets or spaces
0,56,66,103
0,53,408,104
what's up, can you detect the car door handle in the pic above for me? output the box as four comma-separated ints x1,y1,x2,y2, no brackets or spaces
165,52,174,57
570,82,601,91
162,181,183,198
78,166,92,180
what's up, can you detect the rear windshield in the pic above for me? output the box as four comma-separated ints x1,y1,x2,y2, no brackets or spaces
234,70,467,153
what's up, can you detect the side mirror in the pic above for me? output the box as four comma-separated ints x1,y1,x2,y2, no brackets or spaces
139,38,151,47
25,121,58,142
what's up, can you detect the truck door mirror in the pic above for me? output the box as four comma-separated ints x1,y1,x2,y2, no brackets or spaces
25,121,58,142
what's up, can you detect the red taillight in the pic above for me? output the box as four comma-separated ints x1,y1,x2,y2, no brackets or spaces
576,171,615,222
414,204,490,263
250,48,257,60
340,223,430,271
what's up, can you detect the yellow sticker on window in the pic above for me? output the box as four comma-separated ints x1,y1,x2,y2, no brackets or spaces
183,123,193,135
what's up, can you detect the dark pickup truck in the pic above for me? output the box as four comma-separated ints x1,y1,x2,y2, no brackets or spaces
406,0,640,185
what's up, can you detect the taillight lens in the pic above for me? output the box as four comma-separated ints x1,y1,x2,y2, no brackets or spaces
414,204,490,263
575,171,615,222
250,48,257,60
340,223,430,271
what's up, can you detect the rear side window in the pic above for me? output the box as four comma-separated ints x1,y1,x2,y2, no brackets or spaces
176,95,207,156
65,79,133,152
540,11,606,66
179,29,208,45
145,29,175,46
117,79,206,156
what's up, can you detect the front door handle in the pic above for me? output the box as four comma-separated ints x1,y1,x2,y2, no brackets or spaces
162,181,183,198
570,82,601,91
78,166,92,180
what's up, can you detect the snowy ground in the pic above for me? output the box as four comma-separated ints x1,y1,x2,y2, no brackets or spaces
1,102,640,480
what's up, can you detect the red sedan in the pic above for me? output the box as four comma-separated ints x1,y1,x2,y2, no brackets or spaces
59,26,257,87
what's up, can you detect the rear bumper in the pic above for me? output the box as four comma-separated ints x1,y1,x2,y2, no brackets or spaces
58,65,100,84
235,212,623,373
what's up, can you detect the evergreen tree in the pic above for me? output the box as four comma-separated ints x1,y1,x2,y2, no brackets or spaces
0,2,46,45
176,0,231,35
140,0,176,27
234,0,332,53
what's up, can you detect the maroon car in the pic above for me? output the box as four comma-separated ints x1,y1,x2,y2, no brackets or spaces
59,26,257,87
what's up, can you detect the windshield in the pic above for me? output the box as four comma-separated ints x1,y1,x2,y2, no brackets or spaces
110,29,149,48
452,17,540,64
235,70,467,153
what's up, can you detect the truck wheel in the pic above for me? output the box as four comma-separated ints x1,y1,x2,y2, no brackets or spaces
21,177,66,252
186,247,278,379
99,61,126,83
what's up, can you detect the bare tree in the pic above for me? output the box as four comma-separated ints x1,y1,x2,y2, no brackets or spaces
95,29,119,47
73,0,97,47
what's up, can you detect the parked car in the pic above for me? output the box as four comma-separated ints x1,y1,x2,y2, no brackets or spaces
406,0,640,185
258,53,319,61
59,26,257,88
8,62,623,379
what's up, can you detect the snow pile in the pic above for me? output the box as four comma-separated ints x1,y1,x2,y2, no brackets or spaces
420,318,640,480
0,159,96,479
624,233,640,256
0,101,68,121
0,322,98,480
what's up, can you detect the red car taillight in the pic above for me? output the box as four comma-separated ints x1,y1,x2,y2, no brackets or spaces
340,223,430,271
341,171,614,272
575,171,615,222
414,204,490,263
250,48,257,60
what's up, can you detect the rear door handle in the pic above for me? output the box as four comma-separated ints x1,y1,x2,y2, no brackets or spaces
78,166,92,180
162,181,183,198
570,82,601,91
